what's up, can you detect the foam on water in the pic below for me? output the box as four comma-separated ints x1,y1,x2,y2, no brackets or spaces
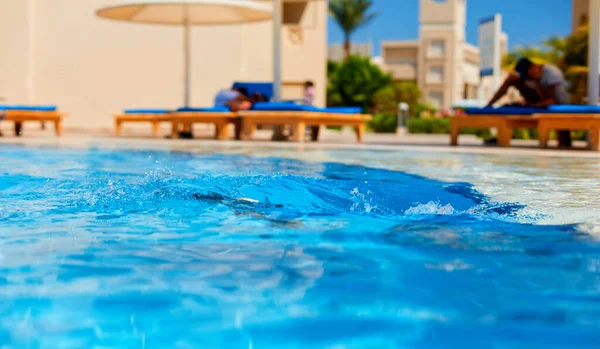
0,145,599,348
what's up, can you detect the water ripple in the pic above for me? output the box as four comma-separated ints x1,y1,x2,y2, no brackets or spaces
0,146,599,348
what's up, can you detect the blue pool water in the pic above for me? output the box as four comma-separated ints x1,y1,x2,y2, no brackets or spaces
1,145,599,348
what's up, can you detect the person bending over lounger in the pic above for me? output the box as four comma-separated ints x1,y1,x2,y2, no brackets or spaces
177,87,257,139
486,58,571,146
214,87,254,112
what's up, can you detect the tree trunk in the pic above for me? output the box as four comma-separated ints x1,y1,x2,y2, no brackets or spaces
344,35,351,60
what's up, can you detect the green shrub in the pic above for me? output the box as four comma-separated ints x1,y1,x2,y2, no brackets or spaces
511,129,586,141
407,118,491,138
407,118,450,134
369,113,589,141
373,81,422,117
327,55,392,111
572,130,588,141
413,102,438,118
368,113,397,133
471,129,493,139
512,128,537,140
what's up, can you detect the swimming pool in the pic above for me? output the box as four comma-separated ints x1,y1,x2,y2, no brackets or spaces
1,144,599,348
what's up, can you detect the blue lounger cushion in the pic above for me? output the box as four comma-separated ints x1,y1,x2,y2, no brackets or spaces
547,105,600,113
176,106,231,112
250,102,319,112
0,105,57,111
464,106,548,115
125,108,170,114
251,102,362,114
321,107,363,114
232,82,273,101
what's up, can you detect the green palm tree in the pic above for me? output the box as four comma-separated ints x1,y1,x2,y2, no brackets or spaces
543,36,567,66
329,0,378,59
501,46,550,70
502,36,568,70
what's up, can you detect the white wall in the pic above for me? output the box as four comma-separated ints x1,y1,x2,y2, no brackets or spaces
463,61,480,86
0,0,30,104
280,0,327,104
0,0,327,129
32,0,252,128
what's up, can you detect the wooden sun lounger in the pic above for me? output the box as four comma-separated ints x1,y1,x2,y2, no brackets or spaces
450,115,538,147
238,111,371,143
170,112,239,140
114,113,171,137
2,110,67,136
533,114,600,151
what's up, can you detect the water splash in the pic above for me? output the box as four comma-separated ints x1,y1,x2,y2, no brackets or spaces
405,202,456,215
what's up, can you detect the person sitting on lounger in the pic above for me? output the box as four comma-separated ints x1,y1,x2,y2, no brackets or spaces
303,80,320,141
486,58,571,146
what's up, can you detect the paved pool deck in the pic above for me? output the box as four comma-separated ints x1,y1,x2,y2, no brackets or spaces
0,126,599,158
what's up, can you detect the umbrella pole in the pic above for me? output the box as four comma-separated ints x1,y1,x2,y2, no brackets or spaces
589,0,600,105
273,0,282,101
184,5,191,107
270,0,286,141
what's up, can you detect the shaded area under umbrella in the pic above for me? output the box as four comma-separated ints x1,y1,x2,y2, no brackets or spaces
96,0,272,107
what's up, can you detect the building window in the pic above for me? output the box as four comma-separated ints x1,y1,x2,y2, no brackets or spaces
428,39,445,57
429,91,444,108
427,66,444,83
283,1,308,25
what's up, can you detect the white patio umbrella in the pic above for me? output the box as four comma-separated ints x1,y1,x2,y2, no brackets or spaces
96,0,272,107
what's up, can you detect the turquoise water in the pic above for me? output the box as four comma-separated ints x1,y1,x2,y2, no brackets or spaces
1,145,599,348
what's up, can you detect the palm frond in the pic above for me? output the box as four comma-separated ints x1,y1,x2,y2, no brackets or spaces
328,0,377,37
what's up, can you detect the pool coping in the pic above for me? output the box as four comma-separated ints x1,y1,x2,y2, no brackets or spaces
1,133,599,159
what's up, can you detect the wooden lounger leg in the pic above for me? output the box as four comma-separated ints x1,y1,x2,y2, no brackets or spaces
590,126,599,151
497,124,511,147
242,120,257,140
54,119,63,137
291,122,306,142
538,123,550,148
311,125,320,141
215,122,230,140
450,122,459,146
171,121,180,139
152,121,161,137
272,125,286,141
14,122,23,137
234,119,242,140
115,119,123,136
354,124,365,143
241,120,249,140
